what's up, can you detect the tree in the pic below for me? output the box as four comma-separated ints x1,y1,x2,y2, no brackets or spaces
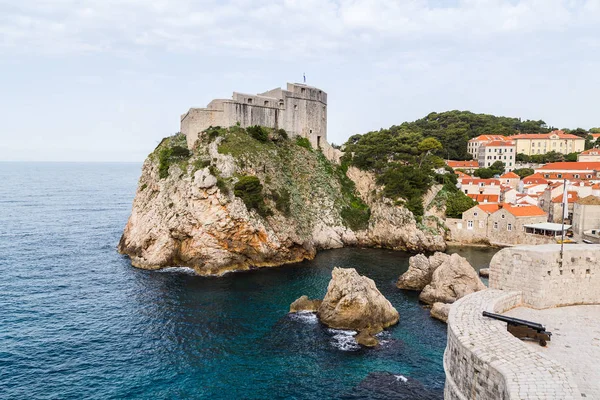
513,168,535,179
418,137,443,167
565,152,578,162
545,151,564,163
590,128,600,133
489,161,506,175
516,153,531,163
474,168,494,179
585,135,595,150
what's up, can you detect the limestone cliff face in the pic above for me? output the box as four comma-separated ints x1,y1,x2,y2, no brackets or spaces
118,130,446,276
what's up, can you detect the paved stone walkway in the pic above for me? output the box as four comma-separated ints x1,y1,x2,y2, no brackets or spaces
504,305,600,399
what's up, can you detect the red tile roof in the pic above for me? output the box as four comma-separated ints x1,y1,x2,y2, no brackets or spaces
579,149,600,155
537,162,600,171
462,178,500,185
522,173,548,184
468,194,499,203
500,172,520,179
447,160,479,168
591,134,600,139
455,170,471,178
469,135,511,142
502,204,547,217
552,191,579,203
510,130,584,140
476,204,500,214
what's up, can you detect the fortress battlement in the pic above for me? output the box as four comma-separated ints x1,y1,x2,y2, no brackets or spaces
181,83,327,150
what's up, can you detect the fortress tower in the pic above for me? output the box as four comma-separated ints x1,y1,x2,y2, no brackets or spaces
180,83,328,150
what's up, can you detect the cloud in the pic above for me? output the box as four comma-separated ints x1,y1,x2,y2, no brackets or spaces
1,0,599,57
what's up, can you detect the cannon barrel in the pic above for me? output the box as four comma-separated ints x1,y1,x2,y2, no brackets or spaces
482,311,546,331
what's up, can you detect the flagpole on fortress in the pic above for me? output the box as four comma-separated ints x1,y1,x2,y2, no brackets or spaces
559,178,567,267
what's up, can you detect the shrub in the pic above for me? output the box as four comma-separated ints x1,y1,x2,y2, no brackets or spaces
234,175,270,217
193,158,211,172
216,177,230,196
341,201,371,231
247,125,268,142
158,142,191,179
205,126,223,141
295,137,312,150
277,128,288,140
140,183,147,191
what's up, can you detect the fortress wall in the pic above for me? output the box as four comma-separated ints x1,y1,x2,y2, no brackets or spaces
444,290,579,400
489,244,600,308
222,102,279,131
182,108,225,149
181,83,328,153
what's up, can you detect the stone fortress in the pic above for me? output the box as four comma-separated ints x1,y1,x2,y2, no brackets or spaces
445,244,600,399
180,82,335,156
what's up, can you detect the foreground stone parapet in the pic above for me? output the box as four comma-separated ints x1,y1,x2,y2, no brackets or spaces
490,244,600,308
444,289,579,399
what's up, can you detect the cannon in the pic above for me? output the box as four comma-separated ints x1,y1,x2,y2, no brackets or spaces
482,311,552,347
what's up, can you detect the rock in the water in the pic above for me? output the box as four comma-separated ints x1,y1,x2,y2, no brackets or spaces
479,267,490,277
430,302,451,323
419,253,486,305
318,267,399,333
289,295,322,313
396,252,450,291
355,330,379,347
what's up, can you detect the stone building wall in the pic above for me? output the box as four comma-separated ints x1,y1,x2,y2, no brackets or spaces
444,289,580,400
181,83,327,151
572,202,600,235
489,244,600,308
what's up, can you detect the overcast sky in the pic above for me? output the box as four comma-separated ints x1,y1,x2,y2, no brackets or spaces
1,0,599,162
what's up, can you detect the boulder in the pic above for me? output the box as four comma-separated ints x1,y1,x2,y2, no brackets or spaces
419,253,486,305
193,168,217,189
289,295,322,313
318,267,399,333
355,330,379,347
479,268,490,278
430,302,452,323
396,252,450,290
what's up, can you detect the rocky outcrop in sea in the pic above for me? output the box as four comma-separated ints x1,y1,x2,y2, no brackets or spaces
118,129,446,276
397,252,485,322
290,267,399,347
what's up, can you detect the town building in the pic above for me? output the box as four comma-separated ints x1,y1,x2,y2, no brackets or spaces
534,162,600,182
446,160,479,173
447,204,549,245
477,140,516,170
511,130,585,155
181,82,328,152
572,195,600,238
467,135,512,160
577,149,600,162
459,178,501,203
499,171,520,189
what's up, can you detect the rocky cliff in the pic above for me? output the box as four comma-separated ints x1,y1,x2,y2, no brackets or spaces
118,128,446,276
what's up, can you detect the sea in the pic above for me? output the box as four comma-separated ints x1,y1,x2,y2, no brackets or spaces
0,162,499,399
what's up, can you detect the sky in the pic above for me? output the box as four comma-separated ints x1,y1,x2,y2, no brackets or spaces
1,0,599,162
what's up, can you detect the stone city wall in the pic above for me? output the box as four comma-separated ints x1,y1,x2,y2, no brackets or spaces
489,244,600,309
444,289,579,399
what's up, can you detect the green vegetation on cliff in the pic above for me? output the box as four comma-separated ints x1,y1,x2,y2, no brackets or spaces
153,133,191,179
342,129,451,218
213,125,370,230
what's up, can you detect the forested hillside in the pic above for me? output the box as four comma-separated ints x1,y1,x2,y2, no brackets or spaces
356,110,553,161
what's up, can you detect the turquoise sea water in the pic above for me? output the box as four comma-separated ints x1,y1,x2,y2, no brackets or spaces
0,163,498,399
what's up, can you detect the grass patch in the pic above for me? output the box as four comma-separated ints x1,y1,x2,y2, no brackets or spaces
295,137,312,150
